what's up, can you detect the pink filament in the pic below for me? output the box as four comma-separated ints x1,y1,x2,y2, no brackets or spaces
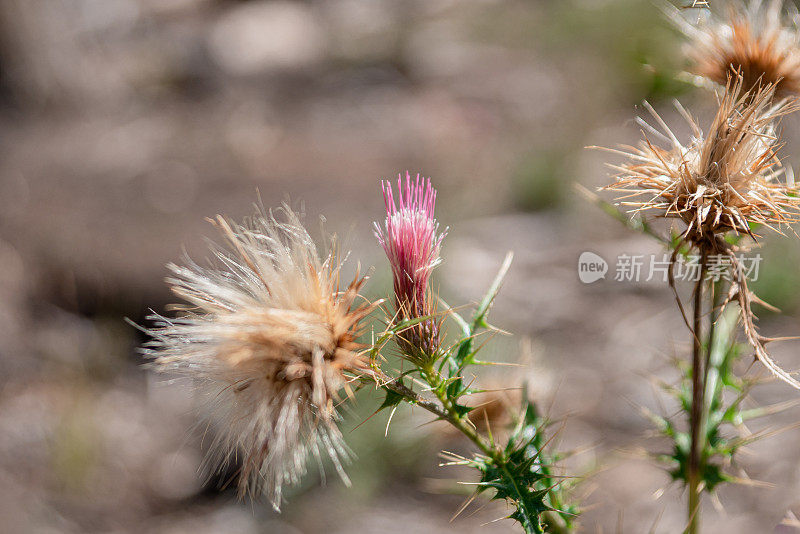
374,172,445,313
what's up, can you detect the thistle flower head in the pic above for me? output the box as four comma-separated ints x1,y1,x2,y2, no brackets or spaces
601,80,800,241
141,207,374,509
673,0,800,96
374,172,446,357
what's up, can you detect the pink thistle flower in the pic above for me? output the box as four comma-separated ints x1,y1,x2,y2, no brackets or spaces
374,172,446,357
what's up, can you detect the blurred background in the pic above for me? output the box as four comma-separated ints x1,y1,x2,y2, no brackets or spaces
2,0,800,532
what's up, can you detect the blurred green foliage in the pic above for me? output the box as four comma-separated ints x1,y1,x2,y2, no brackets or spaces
541,0,691,103
750,238,800,315
468,0,691,103
51,395,97,494
511,151,568,212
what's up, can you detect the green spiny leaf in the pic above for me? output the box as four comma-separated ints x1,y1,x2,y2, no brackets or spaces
378,387,407,412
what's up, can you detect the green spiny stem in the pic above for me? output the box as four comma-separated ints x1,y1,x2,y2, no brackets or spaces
379,376,451,422
376,252,570,533
420,365,572,534
704,304,736,423
699,279,726,450
687,250,709,534
701,279,722,404
420,363,497,456
381,370,572,534
378,372,495,456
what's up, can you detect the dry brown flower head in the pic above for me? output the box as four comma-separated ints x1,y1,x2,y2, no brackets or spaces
672,0,800,97
598,79,800,243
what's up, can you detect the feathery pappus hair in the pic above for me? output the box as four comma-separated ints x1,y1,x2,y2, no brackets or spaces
374,172,447,359
598,80,800,241
140,206,376,510
670,0,800,97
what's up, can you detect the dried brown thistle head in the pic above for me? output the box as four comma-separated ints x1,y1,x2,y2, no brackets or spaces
142,207,377,509
599,80,800,244
672,0,800,97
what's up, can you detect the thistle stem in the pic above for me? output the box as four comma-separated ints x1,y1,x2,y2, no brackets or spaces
422,363,498,457
379,373,495,456
379,362,571,534
687,249,709,534
425,366,571,534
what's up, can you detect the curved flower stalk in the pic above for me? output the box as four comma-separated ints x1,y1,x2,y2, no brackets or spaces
374,172,447,361
371,175,578,534
669,0,800,97
139,207,376,510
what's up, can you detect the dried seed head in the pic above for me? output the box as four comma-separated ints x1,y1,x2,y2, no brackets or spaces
141,207,375,509
673,0,800,97
374,172,447,358
600,80,800,241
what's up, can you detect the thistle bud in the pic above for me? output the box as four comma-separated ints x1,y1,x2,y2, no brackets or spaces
374,172,447,359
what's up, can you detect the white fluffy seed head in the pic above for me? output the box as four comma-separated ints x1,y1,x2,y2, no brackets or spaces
141,206,374,509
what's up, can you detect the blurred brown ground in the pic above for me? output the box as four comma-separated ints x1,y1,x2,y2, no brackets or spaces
1,1,800,532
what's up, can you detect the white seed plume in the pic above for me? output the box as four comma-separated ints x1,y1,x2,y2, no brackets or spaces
141,207,375,509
